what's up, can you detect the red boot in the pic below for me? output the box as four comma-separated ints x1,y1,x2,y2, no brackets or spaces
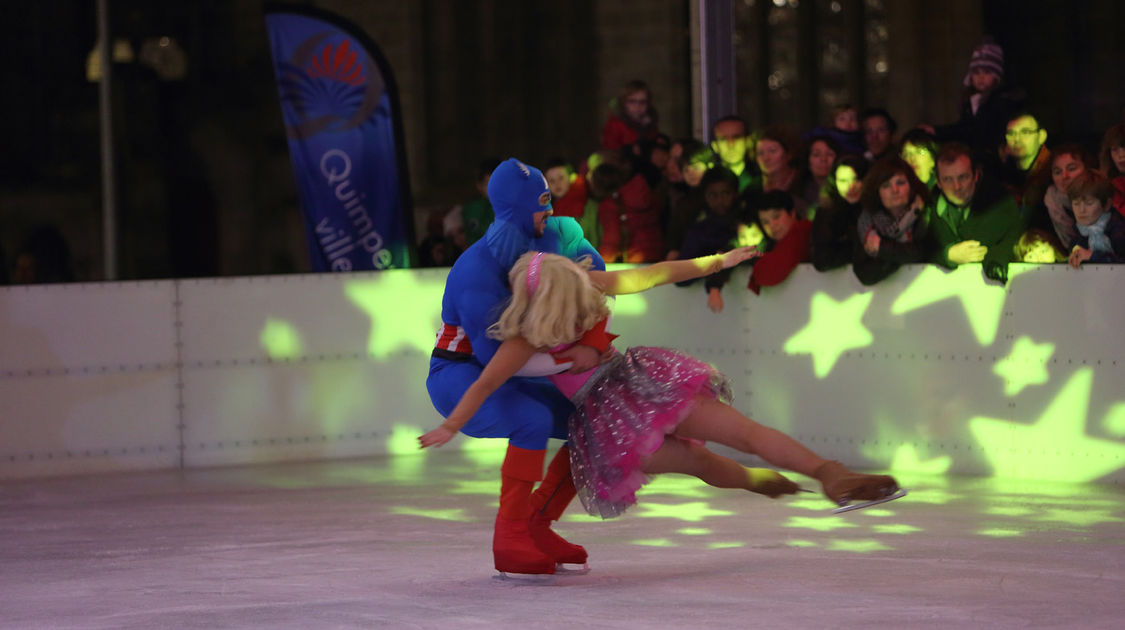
494,444,555,575
528,445,588,565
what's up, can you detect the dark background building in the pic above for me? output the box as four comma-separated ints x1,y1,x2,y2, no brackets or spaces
1,0,1121,281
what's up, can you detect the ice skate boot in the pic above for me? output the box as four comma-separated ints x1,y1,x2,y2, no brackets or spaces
529,445,588,572
813,460,901,508
494,445,555,577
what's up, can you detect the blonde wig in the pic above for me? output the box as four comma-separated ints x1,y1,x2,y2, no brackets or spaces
489,252,610,348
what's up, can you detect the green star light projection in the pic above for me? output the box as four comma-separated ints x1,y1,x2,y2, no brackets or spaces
344,272,445,358
259,317,304,359
783,292,873,378
891,265,1006,346
993,337,1054,396
969,369,1125,483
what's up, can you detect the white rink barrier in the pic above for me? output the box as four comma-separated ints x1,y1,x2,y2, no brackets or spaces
1,263,1122,484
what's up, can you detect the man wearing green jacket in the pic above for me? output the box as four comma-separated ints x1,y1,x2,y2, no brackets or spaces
930,142,1026,283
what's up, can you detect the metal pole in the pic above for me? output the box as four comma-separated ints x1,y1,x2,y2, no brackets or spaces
698,0,736,141
97,0,117,280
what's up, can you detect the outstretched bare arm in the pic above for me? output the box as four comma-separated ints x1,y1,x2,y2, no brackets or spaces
418,337,538,448
589,247,759,295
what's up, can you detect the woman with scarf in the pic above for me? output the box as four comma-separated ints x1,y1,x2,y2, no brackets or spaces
852,156,934,285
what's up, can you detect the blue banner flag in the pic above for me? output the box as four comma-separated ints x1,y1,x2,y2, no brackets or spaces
265,3,415,270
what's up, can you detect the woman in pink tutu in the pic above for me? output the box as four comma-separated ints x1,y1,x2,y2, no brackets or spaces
420,249,898,518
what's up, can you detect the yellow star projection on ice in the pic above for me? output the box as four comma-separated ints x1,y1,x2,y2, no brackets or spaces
978,528,1024,538
783,516,858,532
458,438,507,468
783,292,874,378
639,475,716,499
390,506,469,521
969,368,1125,483
449,479,501,496
1034,507,1122,528
636,501,732,522
993,337,1054,396
344,271,445,358
826,539,893,553
891,265,1006,346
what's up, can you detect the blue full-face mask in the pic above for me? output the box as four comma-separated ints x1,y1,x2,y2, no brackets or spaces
484,158,553,268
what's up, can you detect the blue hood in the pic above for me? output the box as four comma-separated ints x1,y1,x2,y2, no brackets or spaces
484,158,553,268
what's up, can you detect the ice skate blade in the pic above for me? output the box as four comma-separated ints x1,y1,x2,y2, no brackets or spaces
554,562,591,575
831,488,908,514
493,571,556,585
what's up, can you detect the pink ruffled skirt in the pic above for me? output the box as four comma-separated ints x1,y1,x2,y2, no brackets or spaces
567,347,732,519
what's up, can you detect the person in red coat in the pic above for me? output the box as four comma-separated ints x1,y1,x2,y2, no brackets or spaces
592,160,665,263
600,80,660,152
747,190,812,295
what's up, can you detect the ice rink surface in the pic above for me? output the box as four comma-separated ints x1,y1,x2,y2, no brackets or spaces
2,449,1123,629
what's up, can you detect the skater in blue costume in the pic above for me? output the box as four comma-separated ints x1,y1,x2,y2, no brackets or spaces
427,158,613,575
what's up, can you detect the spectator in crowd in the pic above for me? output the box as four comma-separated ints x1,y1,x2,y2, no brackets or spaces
853,156,933,285
930,38,1024,160
677,167,747,312
601,79,660,152
747,190,812,295
833,104,859,134
664,140,716,259
710,115,759,193
1097,123,1125,215
1041,143,1096,250
544,157,598,249
799,134,841,217
999,111,1051,210
1013,228,1067,263
861,108,897,162
1066,171,1125,267
899,128,939,191
664,138,687,186
11,225,76,284
661,138,691,232
583,152,631,251
444,208,468,260
831,104,865,155
628,134,669,190
545,158,586,221
811,155,869,271
748,124,809,219
461,157,502,246
803,104,864,157
634,134,674,228
646,133,673,178
593,153,664,263
930,143,1025,284
417,208,462,267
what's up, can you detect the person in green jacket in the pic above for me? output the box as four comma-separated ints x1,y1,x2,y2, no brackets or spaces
930,142,1026,283
461,157,502,246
